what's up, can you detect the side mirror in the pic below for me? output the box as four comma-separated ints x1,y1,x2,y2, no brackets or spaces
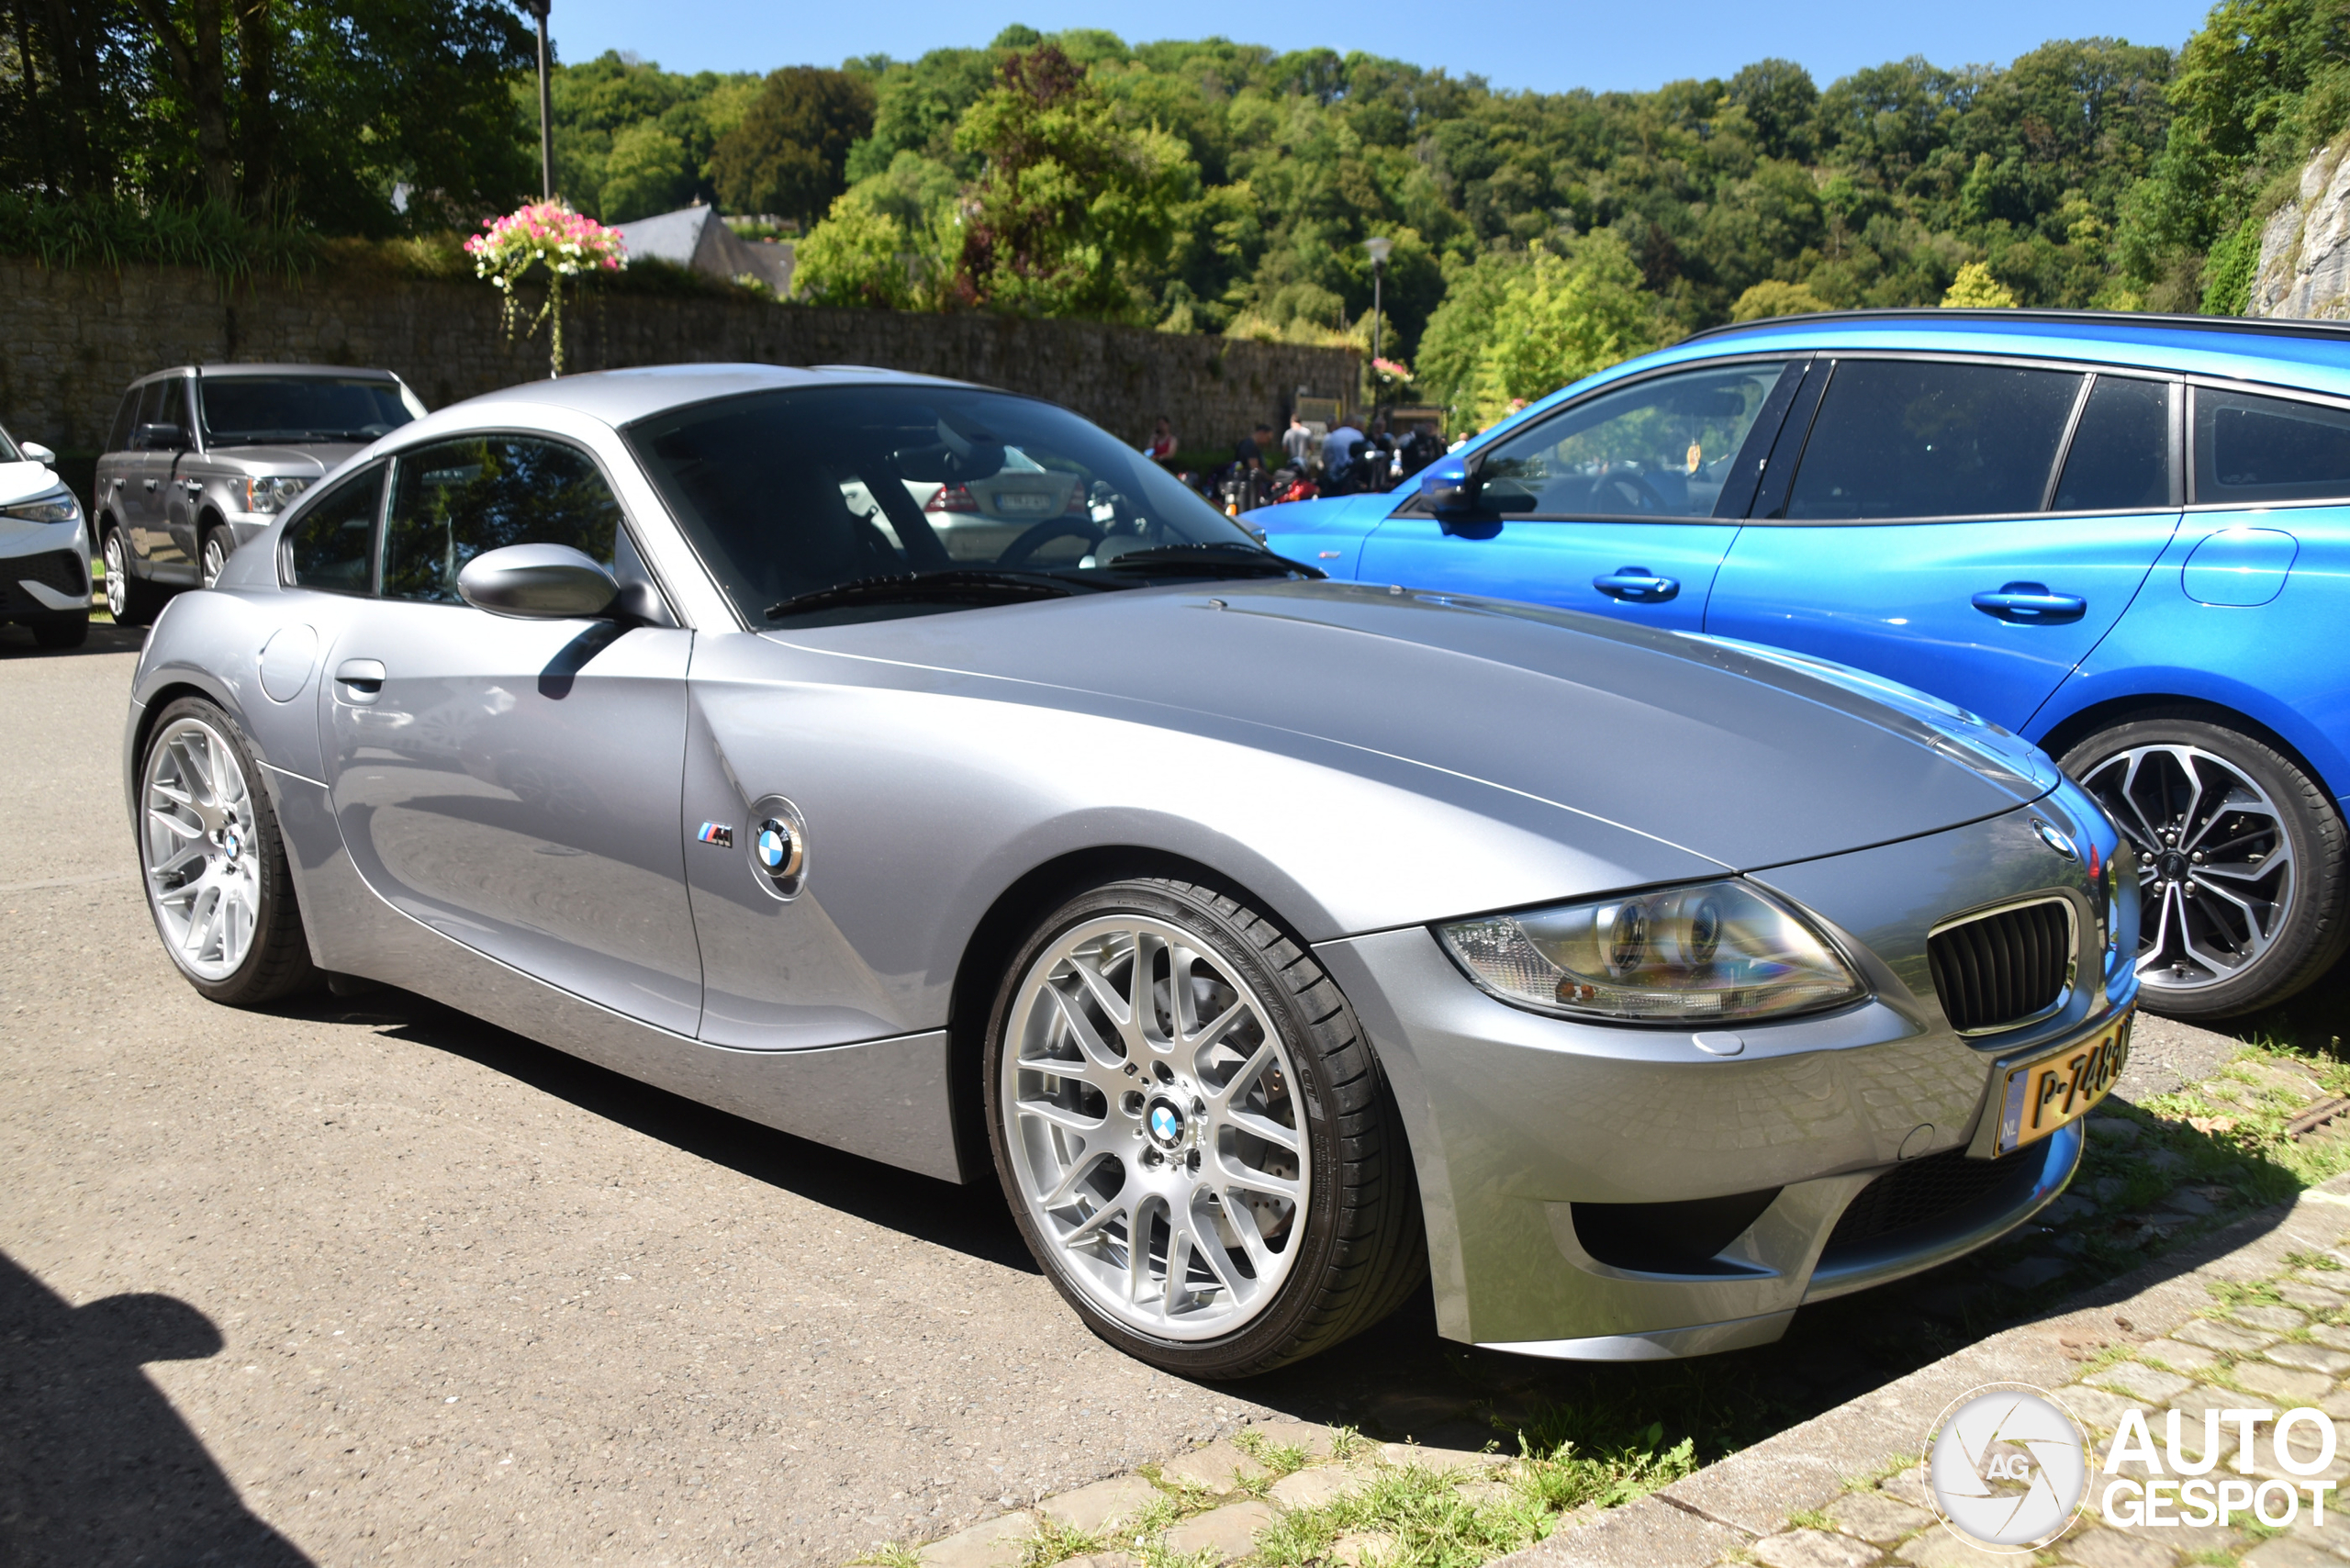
136,421,188,452
456,543,620,620
19,441,55,465
1418,457,1476,515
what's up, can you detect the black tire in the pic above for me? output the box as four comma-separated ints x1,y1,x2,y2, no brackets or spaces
136,697,319,1006
29,610,89,648
103,524,169,628
2062,711,2349,1019
983,877,1425,1379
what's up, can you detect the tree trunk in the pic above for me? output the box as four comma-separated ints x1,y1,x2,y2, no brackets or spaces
234,0,274,214
134,0,235,207
34,0,107,196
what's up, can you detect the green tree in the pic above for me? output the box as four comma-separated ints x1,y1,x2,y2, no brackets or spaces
710,65,877,227
1732,279,1833,319
1466,234,1674,427
794,187,919,307
599,121,692,221
1942,260,2020,305
948,43,1197,319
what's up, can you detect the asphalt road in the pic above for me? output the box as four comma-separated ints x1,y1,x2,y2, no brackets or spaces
0,618,2263,1568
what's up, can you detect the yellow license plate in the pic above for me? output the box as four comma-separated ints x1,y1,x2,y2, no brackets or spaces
1989,1012,2133,1158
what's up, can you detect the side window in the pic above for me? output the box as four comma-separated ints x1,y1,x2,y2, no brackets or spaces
2194,387,2350,505
1475,361,1792,519
283,465,385,594
1782,361,2084,520
132,381,173,445
2053,376,2174,512
381,435,621,604
107,392,139,454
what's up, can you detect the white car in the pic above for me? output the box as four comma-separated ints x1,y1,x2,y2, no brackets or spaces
0,421,89,648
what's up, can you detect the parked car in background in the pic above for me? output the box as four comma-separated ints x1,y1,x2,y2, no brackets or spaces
1252,310,2350,1022
0,418,89,648
126,364,2132,1372
95,364,424,625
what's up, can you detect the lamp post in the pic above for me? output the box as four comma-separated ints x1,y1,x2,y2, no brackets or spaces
523,0,554,201
1363,235,1393,422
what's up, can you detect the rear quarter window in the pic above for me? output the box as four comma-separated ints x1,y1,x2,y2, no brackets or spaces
2194,387,2350,505
282,464,385,594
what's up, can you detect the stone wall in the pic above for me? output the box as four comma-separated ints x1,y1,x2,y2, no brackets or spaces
0,259,1358,460
2248,140,2350,319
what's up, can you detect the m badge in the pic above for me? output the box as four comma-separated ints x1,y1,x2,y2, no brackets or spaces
696,823,734,848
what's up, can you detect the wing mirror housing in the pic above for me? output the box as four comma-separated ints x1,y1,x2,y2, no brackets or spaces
136,421,188,452
1418,457,1477,514
18,441,56,465
457,543,621,620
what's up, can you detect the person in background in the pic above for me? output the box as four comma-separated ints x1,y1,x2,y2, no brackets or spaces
1400,418,1447,477
1361,414,1396,488
1281,411,1315,471
1320,413,1367,494
1235,422,1273,471
1147,417,1178,469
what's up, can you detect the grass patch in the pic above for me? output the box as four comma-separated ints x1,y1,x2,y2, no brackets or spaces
850,1546,923,1568
1783,1507,1837,1530
1234,1428,1313,1480
1020,1518,1108,1568
2288,1249,2345,1271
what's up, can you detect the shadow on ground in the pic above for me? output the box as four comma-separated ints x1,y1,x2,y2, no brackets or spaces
0,621,146,659
0,1249,312,1567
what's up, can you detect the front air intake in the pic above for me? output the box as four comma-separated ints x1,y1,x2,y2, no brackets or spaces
1928,898,2074,1035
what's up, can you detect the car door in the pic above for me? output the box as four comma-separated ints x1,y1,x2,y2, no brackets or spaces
317,431,701,1036
1357,357,1805,631
122,379,185,573
1704,360,2183,731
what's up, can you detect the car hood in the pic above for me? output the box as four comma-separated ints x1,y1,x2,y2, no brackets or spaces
0,461,63,507
198,442,363,475
768,579,2055,871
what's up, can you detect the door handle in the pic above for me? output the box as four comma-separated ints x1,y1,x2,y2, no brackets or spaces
1592,566,1681,602
333,658,386,700
1971,582,2087,623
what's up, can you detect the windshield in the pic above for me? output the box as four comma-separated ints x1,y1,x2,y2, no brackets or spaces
627,386,1266,625
197,376,418,445
0,424,19,464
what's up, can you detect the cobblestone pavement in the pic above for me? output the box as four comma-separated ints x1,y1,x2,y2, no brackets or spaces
5,622,2344,1568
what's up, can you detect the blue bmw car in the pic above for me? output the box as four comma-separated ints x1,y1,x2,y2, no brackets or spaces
1252,309,2350,1020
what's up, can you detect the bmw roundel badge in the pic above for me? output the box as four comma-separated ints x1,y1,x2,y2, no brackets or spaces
743,795,809,899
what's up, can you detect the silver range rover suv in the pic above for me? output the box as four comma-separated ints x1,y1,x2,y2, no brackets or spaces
94,364,424,625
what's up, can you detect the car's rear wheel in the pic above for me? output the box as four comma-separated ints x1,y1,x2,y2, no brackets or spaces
28,610,89,648
103,525,167,627
2063,713,2348,1019
984,877,1424,1378
137,698,318,1005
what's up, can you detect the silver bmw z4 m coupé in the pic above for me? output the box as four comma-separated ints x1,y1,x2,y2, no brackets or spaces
124,365,2139,1377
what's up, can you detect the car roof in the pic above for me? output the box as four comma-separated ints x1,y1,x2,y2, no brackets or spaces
1468,308,2350,456
436,362,989,427
129,364,408,385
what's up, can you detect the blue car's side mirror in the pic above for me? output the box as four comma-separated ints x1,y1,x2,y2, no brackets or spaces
1419,458,1475,514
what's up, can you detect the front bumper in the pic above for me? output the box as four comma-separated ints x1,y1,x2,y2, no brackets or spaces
0,521,91,617
1319,794,2134,1358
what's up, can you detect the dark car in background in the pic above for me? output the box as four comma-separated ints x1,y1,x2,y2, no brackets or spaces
94,364,423,624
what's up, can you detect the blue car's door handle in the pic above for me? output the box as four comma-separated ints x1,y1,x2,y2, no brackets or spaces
1971,582,2087,623
1593,566,1680,602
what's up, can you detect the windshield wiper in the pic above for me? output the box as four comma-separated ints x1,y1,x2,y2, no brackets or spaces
1089,543,1326,580
764,568,1099,621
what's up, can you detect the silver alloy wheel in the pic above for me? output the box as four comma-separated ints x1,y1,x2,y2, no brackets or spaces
1000,914,1308,1341
2076,743,2294,994
199,530,229,588
103,530,129,619
141,715,263,982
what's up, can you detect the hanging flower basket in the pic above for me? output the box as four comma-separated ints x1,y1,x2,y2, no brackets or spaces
464,202,628,378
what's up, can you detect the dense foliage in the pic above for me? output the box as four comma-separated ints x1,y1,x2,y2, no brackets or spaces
17,3,2350,420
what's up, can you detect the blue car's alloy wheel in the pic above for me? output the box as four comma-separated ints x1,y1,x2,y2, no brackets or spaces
2066,716,2349,1020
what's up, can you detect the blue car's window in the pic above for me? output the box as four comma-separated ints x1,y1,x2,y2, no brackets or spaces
382,436,621,604
2195,388,2350,505
282,463,385,595
1477,363,1789,519
2053,375,2174,513
1784,360,2083,521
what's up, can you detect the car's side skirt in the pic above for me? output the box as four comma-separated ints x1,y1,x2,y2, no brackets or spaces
267,771,968,1184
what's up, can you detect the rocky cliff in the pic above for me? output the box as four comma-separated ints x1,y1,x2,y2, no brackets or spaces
2248,142,2350,318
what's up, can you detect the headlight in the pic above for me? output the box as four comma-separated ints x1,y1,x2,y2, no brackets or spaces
243,476,310,513
1437,879,1866,1024
1,487,81,525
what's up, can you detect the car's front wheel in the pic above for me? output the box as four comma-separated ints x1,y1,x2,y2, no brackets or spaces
2063,712,2348,1019
984,877,1424,1378
137,698,318,1005
198,526,231,588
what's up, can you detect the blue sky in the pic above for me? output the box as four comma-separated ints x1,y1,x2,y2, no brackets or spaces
542,0,2215,94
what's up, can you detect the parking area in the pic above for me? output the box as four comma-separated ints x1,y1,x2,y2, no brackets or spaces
0,622,2325,1568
